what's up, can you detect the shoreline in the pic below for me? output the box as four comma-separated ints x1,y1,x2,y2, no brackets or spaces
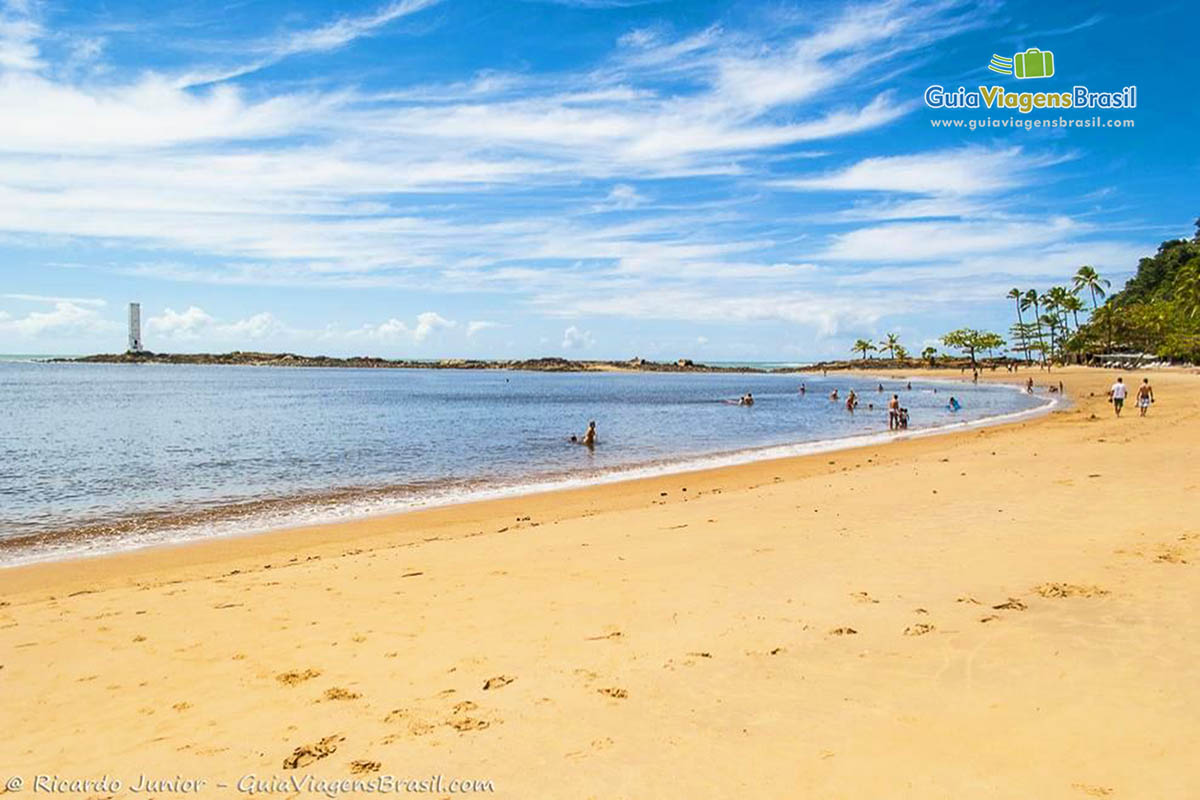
1,377,1055,571
3,365,1197,797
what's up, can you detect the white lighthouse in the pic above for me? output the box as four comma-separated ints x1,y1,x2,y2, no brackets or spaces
128,302,144,353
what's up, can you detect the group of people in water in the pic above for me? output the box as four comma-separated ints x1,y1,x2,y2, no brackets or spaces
574,373,1158,449
574,381,962,446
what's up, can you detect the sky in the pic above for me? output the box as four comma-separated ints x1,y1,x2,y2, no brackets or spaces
0,0,1196,360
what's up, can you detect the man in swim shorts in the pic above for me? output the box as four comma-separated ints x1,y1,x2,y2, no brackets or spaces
1136,378,1154,416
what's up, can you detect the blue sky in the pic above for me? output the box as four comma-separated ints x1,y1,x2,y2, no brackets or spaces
0,0,1195,359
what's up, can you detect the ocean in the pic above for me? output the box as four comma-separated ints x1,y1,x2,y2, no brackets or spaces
0,361,1050,565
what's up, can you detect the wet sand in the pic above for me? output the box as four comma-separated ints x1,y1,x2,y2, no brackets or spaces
1,366,1197,798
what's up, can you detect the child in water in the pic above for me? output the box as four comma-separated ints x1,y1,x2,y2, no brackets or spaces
571,420,597,447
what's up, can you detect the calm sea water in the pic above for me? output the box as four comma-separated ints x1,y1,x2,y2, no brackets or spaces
0,362,1049,565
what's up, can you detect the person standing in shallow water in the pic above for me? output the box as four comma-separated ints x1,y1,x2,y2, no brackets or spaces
887,394,901,430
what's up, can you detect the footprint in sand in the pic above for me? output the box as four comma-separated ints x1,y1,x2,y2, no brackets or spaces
482,675,515,690
903,623,936,636
585,630,623,641
323,687,361,701
1154,547,1188,564
598,687,628,699
979,615,1000,623
850,592,879,604
1035,583,1110,598
447,717,490,732
349,760,381,775
276,669,322,686
956,596,981,605
992,598,1027,611
282,735,344,770
828,627,857,636
1071,784,1113,797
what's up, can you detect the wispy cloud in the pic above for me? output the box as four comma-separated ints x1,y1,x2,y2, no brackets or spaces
777,146,1070,196
3,292,106,306
176,0,444,87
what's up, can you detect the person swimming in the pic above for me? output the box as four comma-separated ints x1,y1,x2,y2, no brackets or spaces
799,383,806,394
829,389,839,401
845,390,858,412
740,393,754,406
571,420,597,447
947,396,961,412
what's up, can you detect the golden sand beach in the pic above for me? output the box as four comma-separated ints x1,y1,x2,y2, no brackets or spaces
2,367,1197,798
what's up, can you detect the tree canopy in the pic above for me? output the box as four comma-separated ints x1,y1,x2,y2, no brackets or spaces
940,328,1005,369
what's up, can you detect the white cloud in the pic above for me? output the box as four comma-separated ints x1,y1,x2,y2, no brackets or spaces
2,292,105,306
145,306,215,339
595,183,646,211
346,311,457,344
145,306,290,343
412,311,455,342
0,0,42,72
779,146,1067,196
177,0,444,87
561,325,594,350
466,320,501,337
821,217,1083,262
0,300,118,337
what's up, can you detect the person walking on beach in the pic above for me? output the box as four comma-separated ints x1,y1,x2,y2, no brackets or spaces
1108,377,1127,417
887,394,901,430
1026,377,1034,394
1136,378,1155,416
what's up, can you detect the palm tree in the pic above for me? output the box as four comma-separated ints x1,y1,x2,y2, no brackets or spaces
921,346,937,367
1073,265,1113,350
1040,313,1061,360
1046,286,1072,334
883,332,901,359
1021,289,1047,367
1072,265,1110,311
851,339,875,360
1177,263,1200,319
1007,288,1031,363
1061,294,1085,330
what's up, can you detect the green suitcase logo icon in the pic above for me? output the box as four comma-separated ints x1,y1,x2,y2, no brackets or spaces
1013,47,1054,79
